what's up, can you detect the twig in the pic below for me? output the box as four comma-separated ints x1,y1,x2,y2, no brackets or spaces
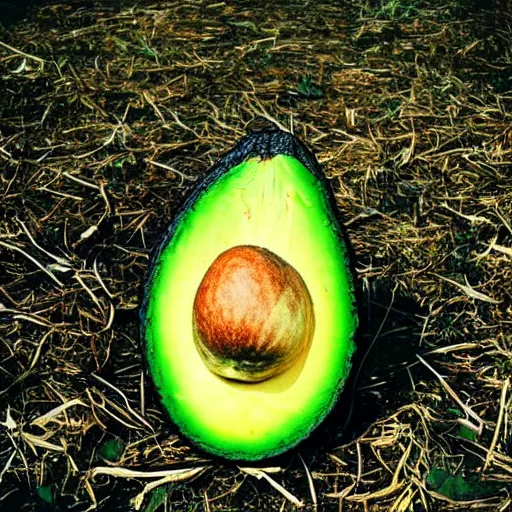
345,440,411,502
0,40,46,70
90,465,207,479
31,398,88,428
146,159,196,181
484,378,510,472
0,240,64,287
416,355,485,433
239,467,304,508
432,273,502,304
62,171,100,190
131,467,207,511
299,454,317,509
441,203,493,225
0,450,16,484
242,92,290,133
91,373,154,432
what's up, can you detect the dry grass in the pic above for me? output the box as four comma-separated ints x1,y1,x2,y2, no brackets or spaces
0,0,511,510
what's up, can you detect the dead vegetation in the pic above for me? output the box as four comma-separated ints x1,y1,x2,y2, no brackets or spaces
0,0,511,510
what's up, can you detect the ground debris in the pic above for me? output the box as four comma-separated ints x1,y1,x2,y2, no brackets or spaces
0,0,511,510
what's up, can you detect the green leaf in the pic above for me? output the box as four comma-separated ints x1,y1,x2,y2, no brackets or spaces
458,424,477,441
426,467,449,488
36,485,53,505
98,438,124,462
227,21,259,33
296,77,324,99
438,474,477,500
113,158,125,169
143,486,167,512
427,468,499,501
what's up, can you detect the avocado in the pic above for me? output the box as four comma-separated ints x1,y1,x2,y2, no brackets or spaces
141,129,358,460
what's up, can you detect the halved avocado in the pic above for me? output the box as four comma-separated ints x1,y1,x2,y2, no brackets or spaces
141,129,358,460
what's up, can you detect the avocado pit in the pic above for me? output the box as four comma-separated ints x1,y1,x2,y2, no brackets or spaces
193,245,315,382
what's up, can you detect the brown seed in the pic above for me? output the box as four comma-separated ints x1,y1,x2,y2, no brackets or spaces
193,245,315,382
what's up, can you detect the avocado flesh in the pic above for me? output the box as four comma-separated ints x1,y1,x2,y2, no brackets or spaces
144,151,357,460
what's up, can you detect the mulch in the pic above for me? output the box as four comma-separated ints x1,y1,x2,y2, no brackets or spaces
0,1,511,510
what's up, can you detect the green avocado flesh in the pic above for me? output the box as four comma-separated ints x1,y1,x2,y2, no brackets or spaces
144,153,357,460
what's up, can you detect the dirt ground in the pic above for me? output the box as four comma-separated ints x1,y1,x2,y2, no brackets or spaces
0,1,511,510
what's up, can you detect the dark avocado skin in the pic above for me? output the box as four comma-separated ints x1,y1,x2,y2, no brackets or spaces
140,128,361,459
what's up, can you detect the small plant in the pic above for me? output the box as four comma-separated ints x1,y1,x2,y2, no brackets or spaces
296,76,324,99
36,485,53,506
426,467,499,501
365,0,420,19
98,438,125,462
